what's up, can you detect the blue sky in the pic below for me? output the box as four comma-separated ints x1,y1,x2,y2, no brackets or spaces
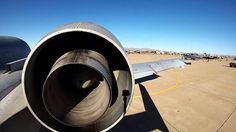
0,0,235,55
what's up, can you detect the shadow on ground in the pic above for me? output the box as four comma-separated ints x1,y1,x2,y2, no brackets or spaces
0,108,49,132
111,84,169,132
135,74,160,84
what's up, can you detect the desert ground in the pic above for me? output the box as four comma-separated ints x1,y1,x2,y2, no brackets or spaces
111,54,236,132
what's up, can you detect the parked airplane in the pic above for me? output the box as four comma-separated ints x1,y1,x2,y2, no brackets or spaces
0,22,185,132
182,53,202,60
202,55,218,62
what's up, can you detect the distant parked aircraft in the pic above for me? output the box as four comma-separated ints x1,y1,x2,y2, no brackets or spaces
183,53,220,62
182,53,202,60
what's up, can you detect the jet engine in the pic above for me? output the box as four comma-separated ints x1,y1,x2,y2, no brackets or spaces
22,22,134,131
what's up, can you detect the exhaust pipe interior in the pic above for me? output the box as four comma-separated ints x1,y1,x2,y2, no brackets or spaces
43,50,112,127
22,23,134,131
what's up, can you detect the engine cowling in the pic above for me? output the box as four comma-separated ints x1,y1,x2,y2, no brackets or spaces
0,36,30,70
22,22,134,131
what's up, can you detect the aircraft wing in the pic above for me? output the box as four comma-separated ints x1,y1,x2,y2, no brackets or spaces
132,58,185,80
0,84,26,124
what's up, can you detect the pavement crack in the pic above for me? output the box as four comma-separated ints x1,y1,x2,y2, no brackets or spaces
216,106,236,131
196,88,235,106
163,118,180,132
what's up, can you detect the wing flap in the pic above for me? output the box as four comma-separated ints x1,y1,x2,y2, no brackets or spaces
132,59,185,80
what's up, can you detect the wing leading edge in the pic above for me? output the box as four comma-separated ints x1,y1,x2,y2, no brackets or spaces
132,58,185,80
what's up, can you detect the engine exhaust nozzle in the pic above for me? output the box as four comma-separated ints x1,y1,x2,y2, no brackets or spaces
42,50,112,127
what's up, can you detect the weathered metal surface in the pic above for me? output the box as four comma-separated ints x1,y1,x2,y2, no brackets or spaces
132,59,185,80
5,58,26,72
22,22,133,131
42,50,112,127
0,71,22,101
0,84,26,124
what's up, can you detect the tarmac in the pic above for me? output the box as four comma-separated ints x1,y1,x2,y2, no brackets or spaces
111,54,236,132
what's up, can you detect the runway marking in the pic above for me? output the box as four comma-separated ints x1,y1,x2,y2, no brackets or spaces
133,70,180,99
